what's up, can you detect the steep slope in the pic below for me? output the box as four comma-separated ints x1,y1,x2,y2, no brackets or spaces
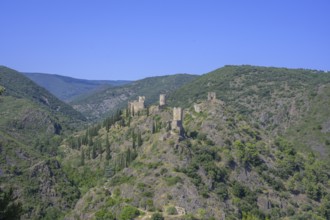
0,66,83,219
169,65,330,156
0,131,80,219
23,72,131,102
60,100,330,219
1,66,85,121
0,66,86,147
70,74,198,121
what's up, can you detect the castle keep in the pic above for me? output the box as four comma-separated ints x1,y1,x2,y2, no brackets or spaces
171,107,184,135
208,92,216,101
159,94,166,107
128,96,145,114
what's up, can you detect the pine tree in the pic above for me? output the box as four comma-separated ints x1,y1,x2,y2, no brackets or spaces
132,130,136,149
88,136,93,146
137,130,142,147
0,188,23,219
92,145,97,159
87,146,91,160
105,134,111,160
128,117,131,127
152,122,155,134
126,107,129,117
80,149,85,166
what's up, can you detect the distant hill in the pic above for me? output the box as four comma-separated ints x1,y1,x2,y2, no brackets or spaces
70,74,198,121
22,72,131,102
168,65,330,156
0,66,86,141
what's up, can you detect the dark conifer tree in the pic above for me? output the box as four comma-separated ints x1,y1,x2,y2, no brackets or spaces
137,130,142,147
80,149,85,166
92,145,97,159
105,134,111,160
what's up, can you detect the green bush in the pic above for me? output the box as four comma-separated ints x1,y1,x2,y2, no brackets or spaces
166,206,178,215
164,176,183,186
95,209,115,220
119,205,140,220
151,212,164,220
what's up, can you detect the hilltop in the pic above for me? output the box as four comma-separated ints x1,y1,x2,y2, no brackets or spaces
70,74,198,121
23,72,131,102
1,65,330,219
168,65,330,157
60,94,330,219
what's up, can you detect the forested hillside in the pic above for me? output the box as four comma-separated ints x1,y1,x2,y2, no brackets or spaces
70,74,198,121
23,72,131,102
1,65,330,219
60,97,330,219
168,65,330,157
0,66,85,219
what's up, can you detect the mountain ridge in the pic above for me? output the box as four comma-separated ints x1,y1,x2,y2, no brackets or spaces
22,72,131,102
1,64,330,219
70,73,199,121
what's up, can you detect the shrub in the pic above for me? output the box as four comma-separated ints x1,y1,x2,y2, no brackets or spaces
151,212,164,220
167,206,178,215
119,205,140,220
164,176,183,186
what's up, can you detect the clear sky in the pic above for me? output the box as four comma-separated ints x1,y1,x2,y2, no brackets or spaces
0,1,329,80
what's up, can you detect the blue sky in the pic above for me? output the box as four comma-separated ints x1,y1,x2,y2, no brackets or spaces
0,1,329,80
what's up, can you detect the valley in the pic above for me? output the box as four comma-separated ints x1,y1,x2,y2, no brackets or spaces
1,65,330,219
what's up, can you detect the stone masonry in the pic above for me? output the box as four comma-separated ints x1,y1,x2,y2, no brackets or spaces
208,92,216,101
159,94,166,107
171,107,184,135
128,96,145,115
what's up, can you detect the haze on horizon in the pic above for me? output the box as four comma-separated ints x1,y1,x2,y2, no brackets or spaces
0,0,329,80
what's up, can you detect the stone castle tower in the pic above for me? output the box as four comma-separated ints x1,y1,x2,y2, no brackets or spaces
208,92,216,102
159,94,166,107
173,107,182,121
128,96,145,115
171,107,184,135
139,96,145,103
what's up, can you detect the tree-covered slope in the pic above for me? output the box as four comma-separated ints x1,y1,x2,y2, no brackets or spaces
168,65,330,156
0,66,85,219
70,74,198,121
59,100,330,219
23,72,131,102
1,66,86,122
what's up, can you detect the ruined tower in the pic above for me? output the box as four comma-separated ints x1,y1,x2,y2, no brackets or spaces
171,107,184,135
159,94,166,107
208,92,216,102
139,96,145,103
128,96,145,115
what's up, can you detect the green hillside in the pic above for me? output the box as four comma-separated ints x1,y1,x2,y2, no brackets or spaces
70,74,198,121
59,99,330,219
23,72,131,102
0,66,86,219
1,66,85,121
168,65,330,156
1,65,330,219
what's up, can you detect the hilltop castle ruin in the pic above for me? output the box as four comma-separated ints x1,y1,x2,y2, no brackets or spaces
171,107,184,135
128,96,145,115
208,92,216,102
159,94,166,107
